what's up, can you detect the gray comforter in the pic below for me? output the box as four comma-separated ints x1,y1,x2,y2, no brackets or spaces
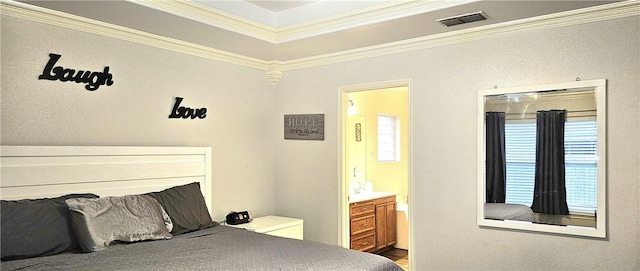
2,225,403,271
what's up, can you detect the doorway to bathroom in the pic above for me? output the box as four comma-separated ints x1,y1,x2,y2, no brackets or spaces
339,79,413,270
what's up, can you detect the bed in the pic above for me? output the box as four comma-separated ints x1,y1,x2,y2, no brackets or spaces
1,146,402,271
484,203,535,222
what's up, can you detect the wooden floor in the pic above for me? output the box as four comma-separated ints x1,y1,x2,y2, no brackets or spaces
380,248,409,271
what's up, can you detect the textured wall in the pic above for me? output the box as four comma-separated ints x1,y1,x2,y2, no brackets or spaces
2,7,638,271
274,16,639,270
1,16,277,223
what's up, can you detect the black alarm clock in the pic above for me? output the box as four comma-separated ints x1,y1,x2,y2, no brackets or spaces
226,211,251,225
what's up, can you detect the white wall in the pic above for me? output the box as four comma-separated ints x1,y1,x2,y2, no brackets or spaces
2,7,639,271
274,16,639,270
0,16,277,223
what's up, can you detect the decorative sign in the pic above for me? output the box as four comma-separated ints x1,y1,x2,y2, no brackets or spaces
284,114,324,140
38,53,114,91
169,97,207,119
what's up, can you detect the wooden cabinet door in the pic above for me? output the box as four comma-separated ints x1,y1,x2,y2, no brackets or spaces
375,204,387,251
352,195,396,253
376,201,397,250
385,201,397,247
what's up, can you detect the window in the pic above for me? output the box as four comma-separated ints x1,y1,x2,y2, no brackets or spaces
377,115,398,162
504,120,597,214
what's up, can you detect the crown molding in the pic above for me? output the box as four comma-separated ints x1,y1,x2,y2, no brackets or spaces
130,0,480,44
279,0,640,71
2,0,638,74
274,0,479,43
0,0,269,70
131,0,277,43
266,62,284,88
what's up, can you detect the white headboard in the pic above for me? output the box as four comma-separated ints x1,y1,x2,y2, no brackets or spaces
0,146,213,214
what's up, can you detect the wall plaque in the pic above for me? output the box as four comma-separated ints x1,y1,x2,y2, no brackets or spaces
284,114,324,140
168,97,207,119
38,53,114,91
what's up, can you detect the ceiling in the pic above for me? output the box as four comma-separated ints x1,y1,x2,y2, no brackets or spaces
20,0,620,62
245,0,317,12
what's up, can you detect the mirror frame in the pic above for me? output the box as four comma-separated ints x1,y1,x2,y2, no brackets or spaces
477,79,607,238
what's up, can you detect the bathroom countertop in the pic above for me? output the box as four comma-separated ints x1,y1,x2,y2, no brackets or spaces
348,191,397,203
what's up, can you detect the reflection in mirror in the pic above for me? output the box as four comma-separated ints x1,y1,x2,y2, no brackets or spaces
477,79,606,238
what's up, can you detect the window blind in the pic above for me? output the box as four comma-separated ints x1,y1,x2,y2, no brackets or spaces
504,120,597,214
377,115,398,162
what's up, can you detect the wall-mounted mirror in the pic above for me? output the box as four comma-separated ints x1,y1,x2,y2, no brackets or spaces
477,79,606,238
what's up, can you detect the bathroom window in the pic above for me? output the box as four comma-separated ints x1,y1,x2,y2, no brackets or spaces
378,115,399,162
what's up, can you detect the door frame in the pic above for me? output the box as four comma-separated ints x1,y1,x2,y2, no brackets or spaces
338,78,414,268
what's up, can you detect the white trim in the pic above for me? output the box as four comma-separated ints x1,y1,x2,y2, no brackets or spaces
338,78,415,93
131,0,479,43
132,0,276,43
1,0,637,73
275,0,479,43
338,78,414,269
0,145,209,156
407,79,415,271
476,79,607,238
0,0,268,71
281,0,640,71
338,90,349,249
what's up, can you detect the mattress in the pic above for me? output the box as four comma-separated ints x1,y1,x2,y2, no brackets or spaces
484,203,535,222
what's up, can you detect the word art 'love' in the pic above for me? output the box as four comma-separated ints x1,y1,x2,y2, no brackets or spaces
38,53,114,91
169,97,207,119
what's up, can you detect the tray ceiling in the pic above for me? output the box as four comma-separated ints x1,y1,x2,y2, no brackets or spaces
19,0,621,61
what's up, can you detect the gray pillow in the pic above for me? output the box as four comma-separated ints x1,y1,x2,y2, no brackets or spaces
66,195,172,252
1,193,99,261
147,182,217,235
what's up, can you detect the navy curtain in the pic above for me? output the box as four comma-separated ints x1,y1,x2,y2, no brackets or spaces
485,112,506,203
531,110,569,215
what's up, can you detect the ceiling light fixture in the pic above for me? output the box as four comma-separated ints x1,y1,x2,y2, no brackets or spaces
348,100,357,115
436,11,487,27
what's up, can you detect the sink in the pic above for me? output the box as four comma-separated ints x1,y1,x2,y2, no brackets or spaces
349,191,397,203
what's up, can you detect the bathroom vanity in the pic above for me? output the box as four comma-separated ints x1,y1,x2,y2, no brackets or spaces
349,192,397,253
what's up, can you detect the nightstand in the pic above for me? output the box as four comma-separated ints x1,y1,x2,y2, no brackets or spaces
226,215,303,240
